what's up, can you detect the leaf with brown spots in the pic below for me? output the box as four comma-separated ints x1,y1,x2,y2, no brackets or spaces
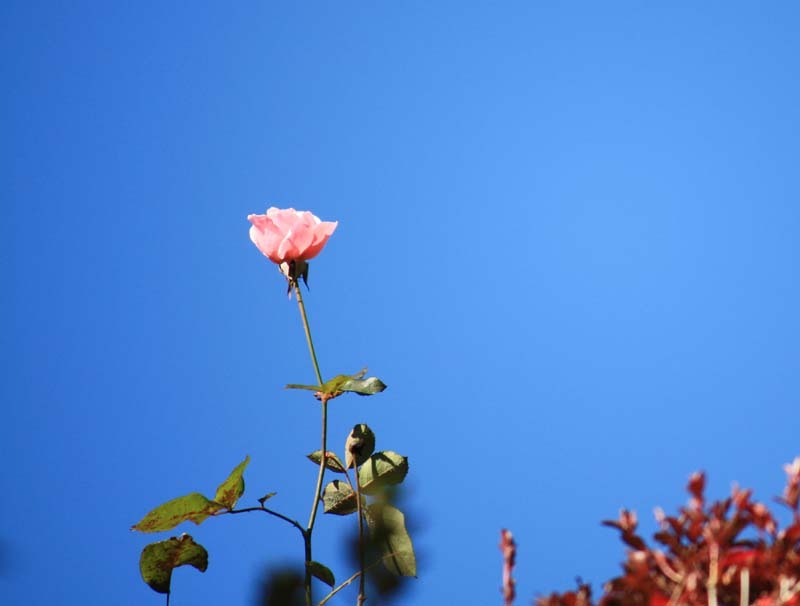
132,493,222,533
214,455,250,510
139,534,208,594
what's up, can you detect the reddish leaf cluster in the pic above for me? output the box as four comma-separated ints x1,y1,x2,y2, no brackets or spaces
501,529,518,606
538,458,800,606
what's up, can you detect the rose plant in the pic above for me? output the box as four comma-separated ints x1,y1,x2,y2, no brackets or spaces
131,206,799,606
132,208,416,606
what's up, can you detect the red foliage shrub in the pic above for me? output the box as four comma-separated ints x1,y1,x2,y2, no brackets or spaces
537,458,800,606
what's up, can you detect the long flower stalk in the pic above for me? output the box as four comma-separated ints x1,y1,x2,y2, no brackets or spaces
294,282,327,606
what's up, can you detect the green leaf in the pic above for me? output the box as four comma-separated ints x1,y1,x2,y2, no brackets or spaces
287,369,386,397
307,450,347,473
308,561,335,588
214,455,250,510
318,373,355,394
344,424,375,469
132,493,222,533
288,365,364,393
285,383,321,392
322,480,359,515
365,503,416,577
338,376,387,396
358,451,409,495
257,492,277,506
139,534,208,594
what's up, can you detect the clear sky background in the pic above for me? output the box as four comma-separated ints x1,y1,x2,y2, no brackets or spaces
3,2,799,605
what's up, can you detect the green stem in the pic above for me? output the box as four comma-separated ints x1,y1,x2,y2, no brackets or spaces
355,466,366,606
294,283,323,387
294,282,327,606
306,400,328,532
317,555,401,606
304,530,313,606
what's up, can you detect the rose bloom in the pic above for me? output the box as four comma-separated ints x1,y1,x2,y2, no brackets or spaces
248,208,337,264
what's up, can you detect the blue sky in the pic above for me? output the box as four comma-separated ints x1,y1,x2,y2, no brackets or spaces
3,2,799,605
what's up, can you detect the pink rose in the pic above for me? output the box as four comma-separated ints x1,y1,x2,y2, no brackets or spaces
247,208,337,264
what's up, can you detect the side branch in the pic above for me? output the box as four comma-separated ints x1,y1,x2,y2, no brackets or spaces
226,506,305,535
317,552,405,606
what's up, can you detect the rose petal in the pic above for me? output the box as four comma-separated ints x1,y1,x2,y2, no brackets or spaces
249,223,283,263
267,207,300,233
302,221,338,261
277,225,314,262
